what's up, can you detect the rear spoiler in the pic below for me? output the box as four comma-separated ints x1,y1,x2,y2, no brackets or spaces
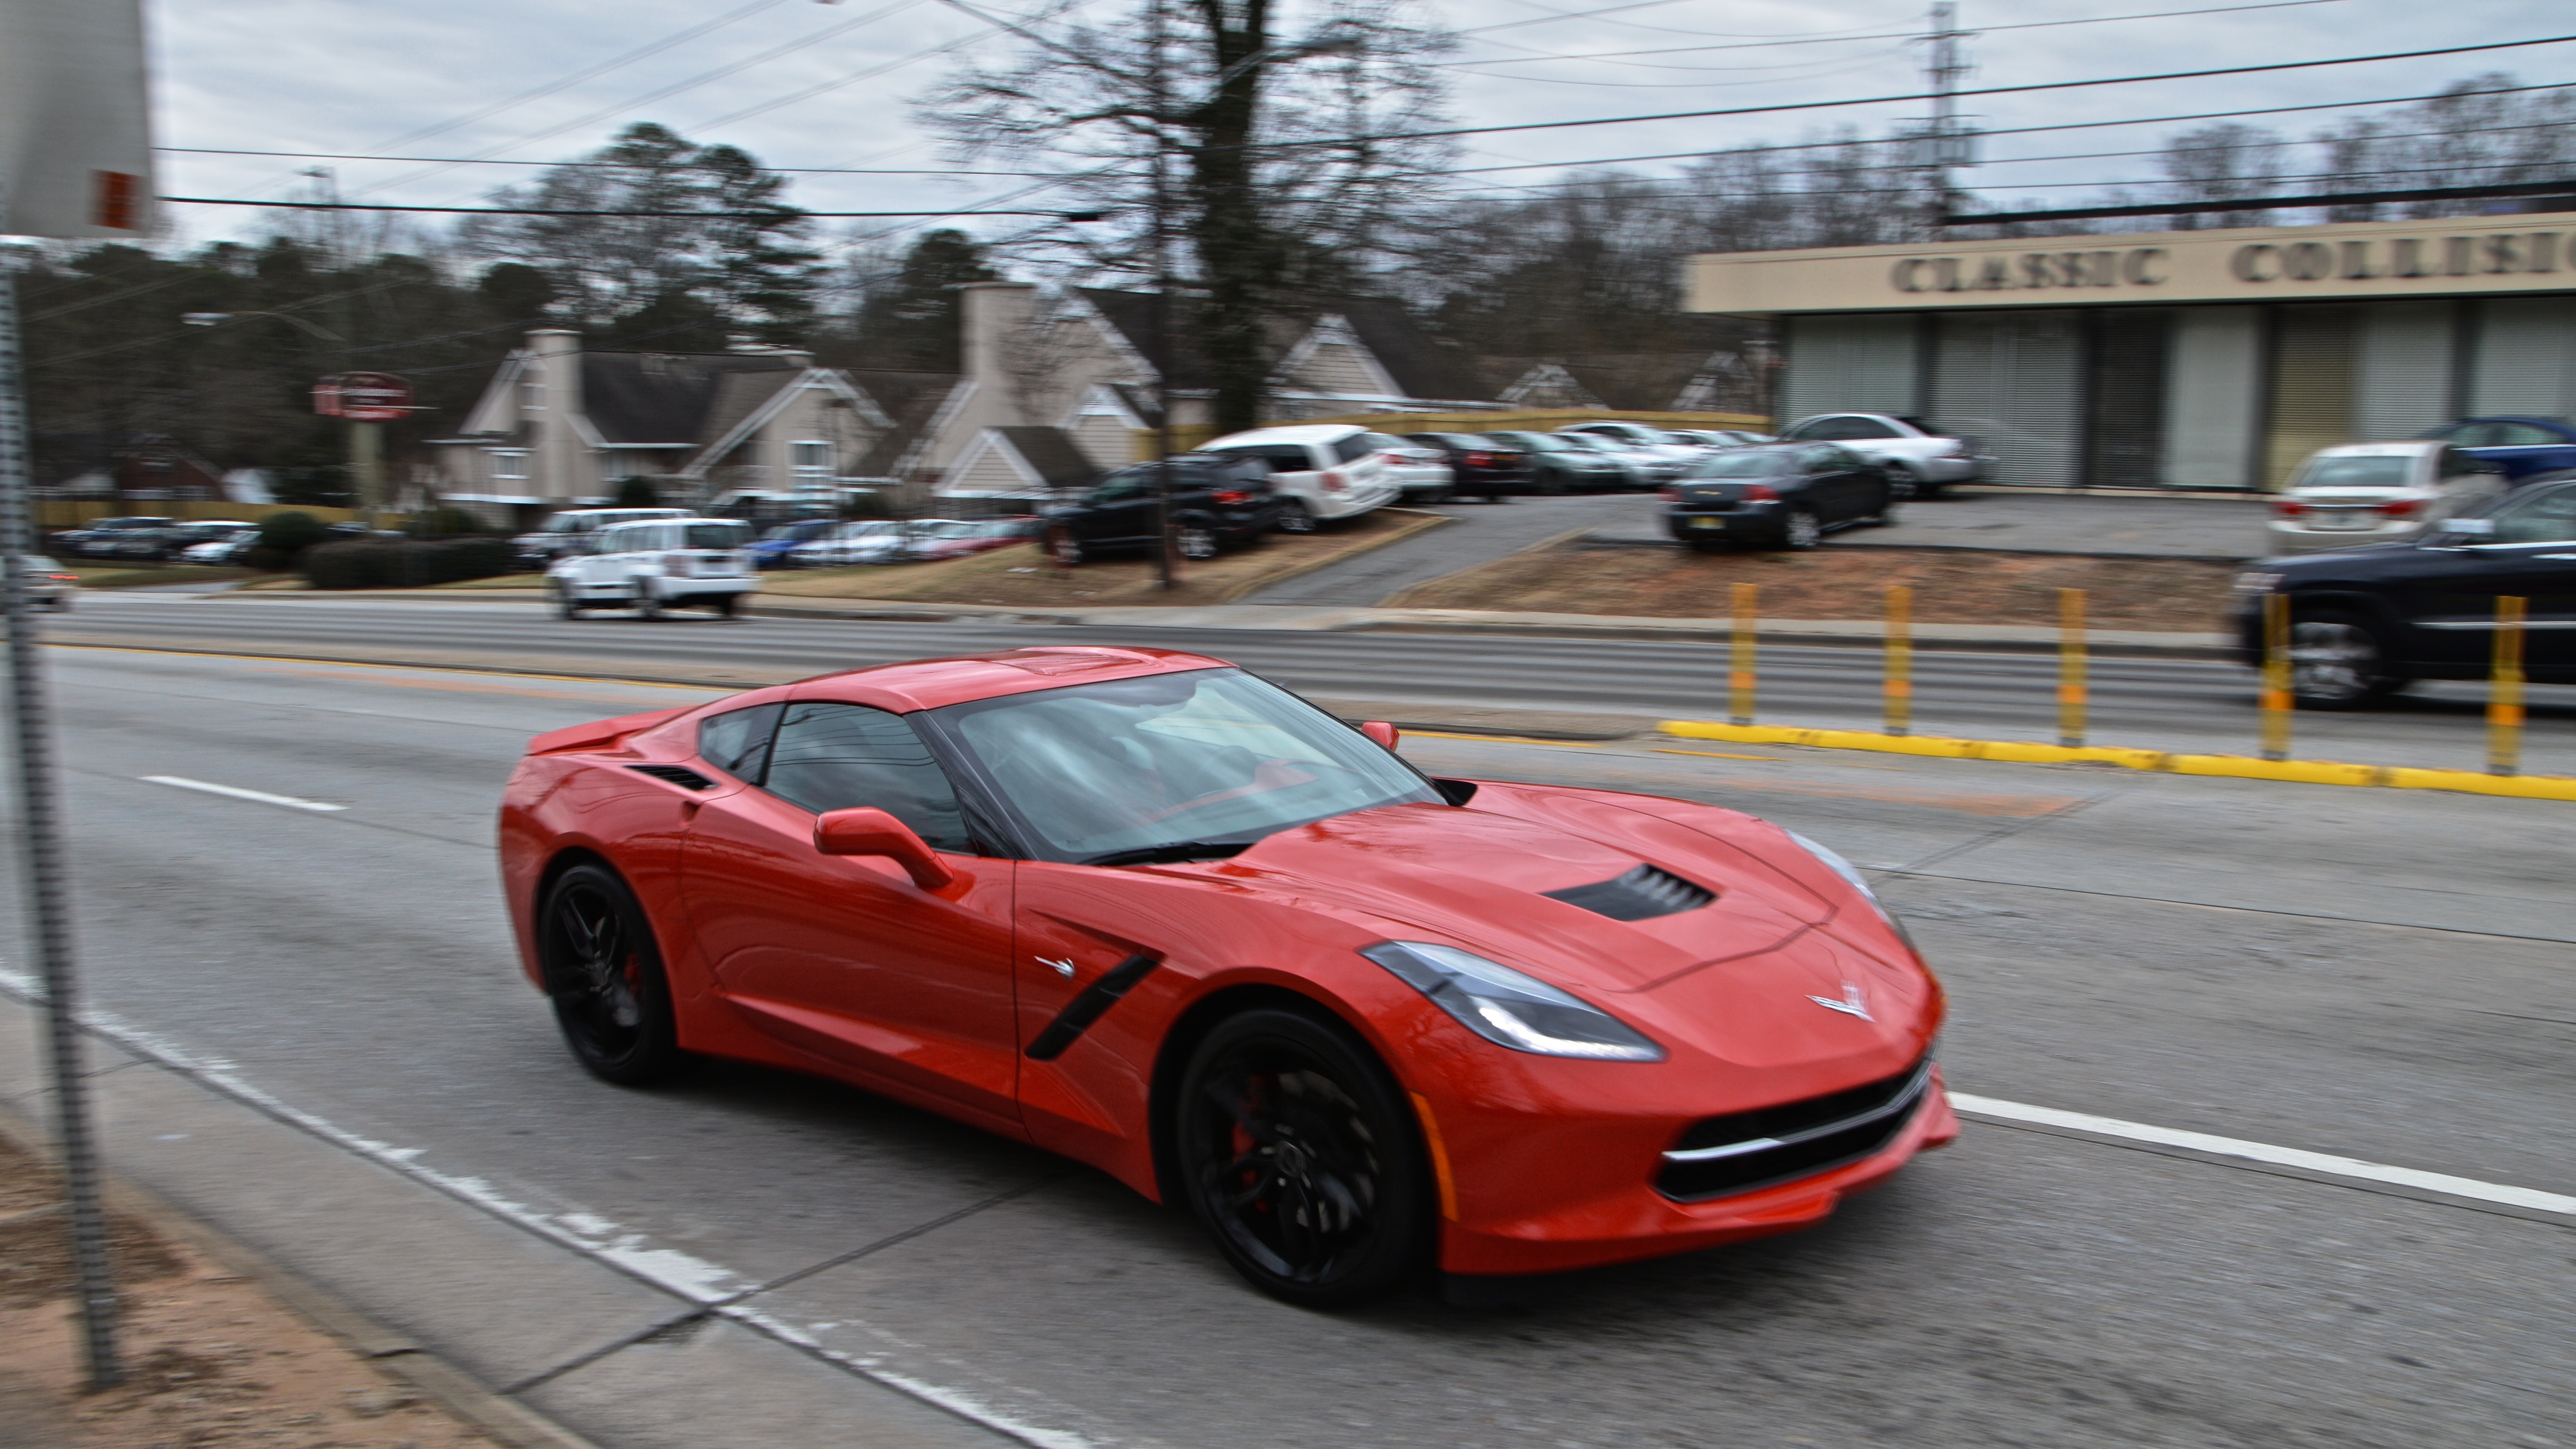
527,705,694,757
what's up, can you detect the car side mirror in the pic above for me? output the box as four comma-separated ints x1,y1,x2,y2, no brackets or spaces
1359,720,1400,750
814,807,956,889
2441,517,2497,539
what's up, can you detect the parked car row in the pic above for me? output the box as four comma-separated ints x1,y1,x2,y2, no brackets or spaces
53,516,260,561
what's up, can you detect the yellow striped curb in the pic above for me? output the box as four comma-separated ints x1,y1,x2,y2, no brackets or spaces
1655,721,2576,801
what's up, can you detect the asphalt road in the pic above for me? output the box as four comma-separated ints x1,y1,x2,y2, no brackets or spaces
2,647,2571,1449
46,590,2576,777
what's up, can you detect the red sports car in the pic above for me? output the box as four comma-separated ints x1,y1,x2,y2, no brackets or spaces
499,647,1955,1305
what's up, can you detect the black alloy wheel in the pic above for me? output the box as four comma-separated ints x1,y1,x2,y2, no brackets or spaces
637,585,665,621
1275,500,1318,535
1175,1008,1430,1308
2288,611,2405,709
537,864,684,1084
1884,464,1920,501
552,582,583,620
1048,527,1086,566
1178,521,1220,560
1780,506,1823,551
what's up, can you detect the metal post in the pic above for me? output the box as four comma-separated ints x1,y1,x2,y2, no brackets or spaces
1884,585,1912,736
0,257,121,1388
349,419,382,530
2057,587,2087,749
2489,594,2525,778
1729,582,1757,726
2260,591,2293,763
1147,0,1179,590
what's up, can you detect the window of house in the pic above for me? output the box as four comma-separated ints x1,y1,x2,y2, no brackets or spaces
792,441,834,483
520,377,544,410
490,450,529,480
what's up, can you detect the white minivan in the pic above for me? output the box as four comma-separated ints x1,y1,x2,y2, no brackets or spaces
549,517,759,619
1197,424,1402,532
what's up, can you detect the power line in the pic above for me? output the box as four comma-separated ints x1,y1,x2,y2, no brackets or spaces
1447,79,2576,175
157,197,1090,219
1944,175,2576,224
1241,32,2576,151
157,147,1058,177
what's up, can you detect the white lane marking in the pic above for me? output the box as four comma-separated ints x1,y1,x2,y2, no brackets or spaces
0,964,1096,1449
142,775,348,812
1950,1092,2576,1218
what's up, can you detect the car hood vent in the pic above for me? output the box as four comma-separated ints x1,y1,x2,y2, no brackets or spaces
628,763,715,790
1543,864,1715,921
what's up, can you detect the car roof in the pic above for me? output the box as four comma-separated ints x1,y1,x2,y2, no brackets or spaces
1201,424,1366,446
784,647,1230,713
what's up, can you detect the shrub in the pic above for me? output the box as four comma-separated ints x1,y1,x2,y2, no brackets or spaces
302,536,516,590
613,476,661,508
407,506,495,538
244,511,331,571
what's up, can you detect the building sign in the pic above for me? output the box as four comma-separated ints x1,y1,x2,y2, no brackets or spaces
1686,212,2576,315
313,372,416,423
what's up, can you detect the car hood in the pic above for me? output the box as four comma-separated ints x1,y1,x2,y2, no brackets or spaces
1200,792,1852,997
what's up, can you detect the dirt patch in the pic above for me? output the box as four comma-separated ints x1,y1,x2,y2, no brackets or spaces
64,565,254,590
0,1133,492,1449
759,508,1448,608
1384,542,2240,631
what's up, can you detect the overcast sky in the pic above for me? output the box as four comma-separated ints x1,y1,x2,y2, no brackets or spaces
146,0,2569,257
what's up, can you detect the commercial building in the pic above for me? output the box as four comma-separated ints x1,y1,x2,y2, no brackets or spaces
1684,210,2576,490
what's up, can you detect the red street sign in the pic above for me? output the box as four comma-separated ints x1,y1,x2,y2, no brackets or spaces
313,371,414,422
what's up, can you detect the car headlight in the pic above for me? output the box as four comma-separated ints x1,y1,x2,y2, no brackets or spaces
1784,830,1920,958
1360,942,1664,1061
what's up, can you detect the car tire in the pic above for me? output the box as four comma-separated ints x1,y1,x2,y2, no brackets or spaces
1882,465,1920,501
1174,1006,1430,1309
1780,507,1823,551
1276,501,1318,535
1178,521,1220,561
1535,468,1569,497
552,583,582,620
1048,527,1085,567
711,593,739,618
637,587,663,621
2288,611,2407,709
537,863,685,1086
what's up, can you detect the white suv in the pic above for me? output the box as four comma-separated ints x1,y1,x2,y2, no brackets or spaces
514,506,691,566
1774,414,1990,497
549,517,759,619
1198,424,1402,533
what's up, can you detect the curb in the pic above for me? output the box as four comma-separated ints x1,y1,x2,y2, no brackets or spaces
0,1107,606,1449
1657,720,2576,801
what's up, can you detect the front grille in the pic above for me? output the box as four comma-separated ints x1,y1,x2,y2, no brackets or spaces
1655,1058,1932,1201
628,763,715,790
1544,864,1715,921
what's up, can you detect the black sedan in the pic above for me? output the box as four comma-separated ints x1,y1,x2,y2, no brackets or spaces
1041,455,1278,565
1662,444,1896,551
1483,431,1634,494
1404,433,1532,502
2236,471,2576,706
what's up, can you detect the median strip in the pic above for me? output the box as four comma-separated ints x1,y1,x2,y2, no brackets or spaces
1657,721,2576,801
142,775,349,812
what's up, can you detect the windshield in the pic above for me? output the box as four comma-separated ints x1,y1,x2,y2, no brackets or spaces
1689,452,1792,479
2294,455,2413,491
684,522,753,548
935,668,1440,863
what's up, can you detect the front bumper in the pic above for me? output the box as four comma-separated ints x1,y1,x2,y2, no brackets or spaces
1431,1065,1959,1276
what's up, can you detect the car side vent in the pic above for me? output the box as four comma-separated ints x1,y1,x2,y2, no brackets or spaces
1544,864,1715,921
627,763,716,791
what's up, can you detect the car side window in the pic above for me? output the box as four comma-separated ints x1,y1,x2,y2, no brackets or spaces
1799,446,1840,471
763,701,974,851
1091,474,1150,504
1331,434,1374,465
2488,485,2576,545
2437,447,2484,477
2493,422,2557,447
698,702,784,782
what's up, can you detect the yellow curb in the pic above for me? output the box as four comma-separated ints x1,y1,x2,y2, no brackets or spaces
1655,719,2576,801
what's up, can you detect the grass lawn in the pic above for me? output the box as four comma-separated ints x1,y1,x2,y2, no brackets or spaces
1384,541,2239,631
62,563,255,590
758,509,1449,608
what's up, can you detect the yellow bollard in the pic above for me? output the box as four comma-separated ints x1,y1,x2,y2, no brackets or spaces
2057,587,2087,749
1729,581,1757,726
2260,592,2293,762
1884,585,1913,736
2490,595,2526,777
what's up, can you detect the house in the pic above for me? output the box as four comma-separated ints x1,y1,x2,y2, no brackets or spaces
427,330,912,528
48,438,231,502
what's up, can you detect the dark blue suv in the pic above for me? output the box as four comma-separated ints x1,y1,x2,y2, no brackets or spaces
2414,418,2576,482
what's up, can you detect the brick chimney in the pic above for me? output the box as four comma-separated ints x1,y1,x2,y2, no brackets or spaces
958,281,1035,393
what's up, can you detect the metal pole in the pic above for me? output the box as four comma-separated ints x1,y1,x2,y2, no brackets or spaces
349,418,382,530
2057,587,2087,749
2489,594,2525,778
1884,585,1912,736
1148,0,1179,590
1729,582,1757,726
0,255,122,1388
2260,591,2293,763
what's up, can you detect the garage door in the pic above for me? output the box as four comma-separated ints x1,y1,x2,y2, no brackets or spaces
2353,300,2456,442
1929,310,2081,486
2469,296,2576,420
1779,314,1920,423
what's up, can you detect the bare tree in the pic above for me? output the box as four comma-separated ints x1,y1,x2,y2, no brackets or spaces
2158,123,2291,229
2311,75,2576,218
919,0,1454,432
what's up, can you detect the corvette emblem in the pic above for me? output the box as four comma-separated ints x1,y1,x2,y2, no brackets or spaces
1039,957,1077,978
1807,982,1873,1021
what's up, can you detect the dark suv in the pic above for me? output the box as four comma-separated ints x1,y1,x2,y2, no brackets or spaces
1041,455,1278,565
2236,471,2576,705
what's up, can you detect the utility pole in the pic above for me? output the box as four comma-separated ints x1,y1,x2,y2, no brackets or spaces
1913,2,1976,236
1147,0,1181,590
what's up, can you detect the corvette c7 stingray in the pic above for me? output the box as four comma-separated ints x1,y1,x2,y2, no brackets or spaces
500,647,1955,1305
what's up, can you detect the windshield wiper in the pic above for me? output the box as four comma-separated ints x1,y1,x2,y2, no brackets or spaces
1081,840,1253,868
